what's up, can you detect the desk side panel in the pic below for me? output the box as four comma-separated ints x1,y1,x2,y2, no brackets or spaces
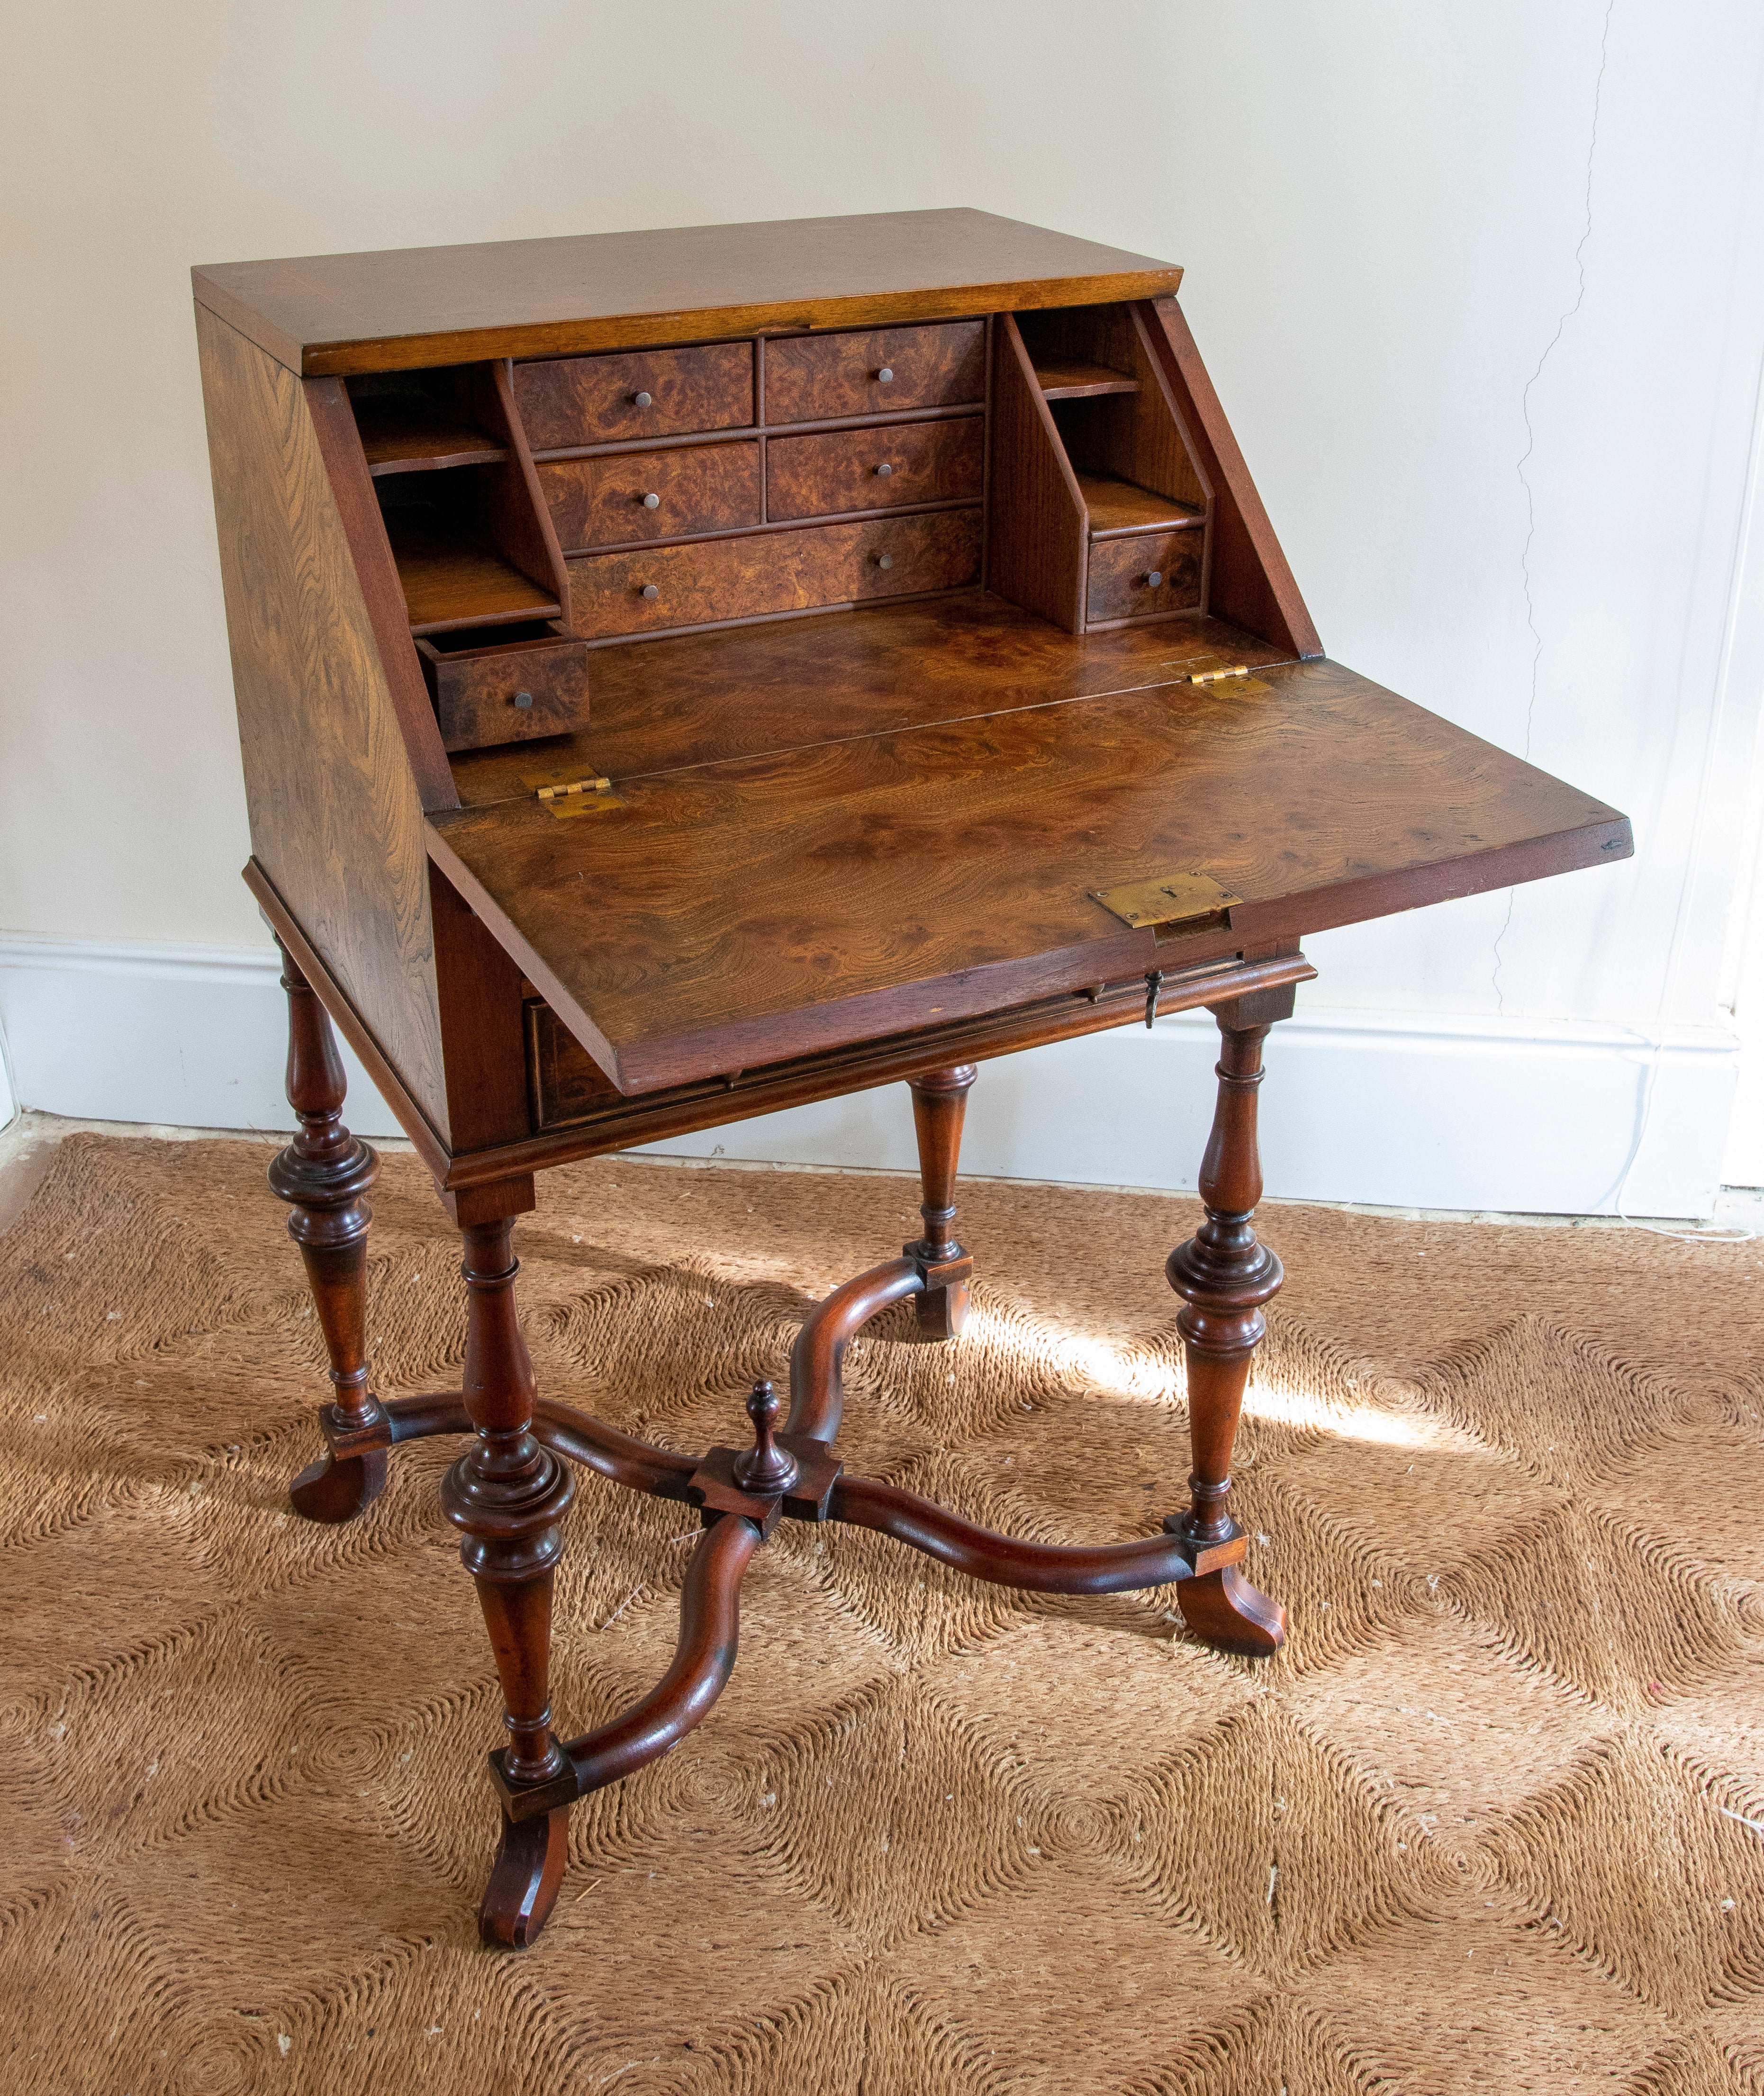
196,303,451,1136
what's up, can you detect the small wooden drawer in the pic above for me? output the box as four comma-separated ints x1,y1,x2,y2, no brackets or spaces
1086,529,1205,623
567,509,982,639
539,441,761,552
526,999,623,1129
764,320,986,423
513,343,754,451
767,416,984,523
416,620,590,751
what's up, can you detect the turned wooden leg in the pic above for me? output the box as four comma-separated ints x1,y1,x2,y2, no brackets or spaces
905,1064,977,1339
1165,1014,1288,1656
269,941,387,1524
438,1189,576,1949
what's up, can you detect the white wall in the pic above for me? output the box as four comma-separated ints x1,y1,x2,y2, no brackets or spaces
4,2,1763,1212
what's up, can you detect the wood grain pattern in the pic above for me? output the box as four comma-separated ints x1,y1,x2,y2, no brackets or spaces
564,511,981,641
191,210,1184,376
766,416,984,522
195,306,451,1130
985,315,1086,632
1141,297,1321,658
1086,530,1204,621
446,597,1293,805
764,321,986,424
425,607,1632,1094
539,441,761,551
513,343,754,451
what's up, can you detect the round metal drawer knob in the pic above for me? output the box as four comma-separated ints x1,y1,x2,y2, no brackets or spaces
513,690,534,710
1145,571,1164,588
876,553,894,569
875,461,894,477
642,491,661,508
641,583,660,601
632,390,653,407
875,366,894,383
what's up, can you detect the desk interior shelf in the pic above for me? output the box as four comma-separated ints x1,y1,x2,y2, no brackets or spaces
1076,472,1203,536
384,506,562,633
355,397,510,476
1034,356,1140,400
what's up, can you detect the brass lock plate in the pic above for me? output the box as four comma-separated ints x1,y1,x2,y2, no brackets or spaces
1092,869,1242,941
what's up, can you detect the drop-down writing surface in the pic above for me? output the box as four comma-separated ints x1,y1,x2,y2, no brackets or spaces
426,605,1630,1096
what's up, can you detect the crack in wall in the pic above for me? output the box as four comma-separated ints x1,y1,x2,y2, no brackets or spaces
1492,0,1617,1016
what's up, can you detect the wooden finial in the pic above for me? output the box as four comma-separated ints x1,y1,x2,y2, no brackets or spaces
732,1379,798,1493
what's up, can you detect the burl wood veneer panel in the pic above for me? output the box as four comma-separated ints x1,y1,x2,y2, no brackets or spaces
540,441,762,551
565,511,981,640
763,320,987,423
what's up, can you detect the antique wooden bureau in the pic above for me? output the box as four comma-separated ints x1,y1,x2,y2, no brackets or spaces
192,208,1631,1949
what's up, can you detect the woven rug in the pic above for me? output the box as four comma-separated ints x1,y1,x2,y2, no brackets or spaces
2,1132,1763,2094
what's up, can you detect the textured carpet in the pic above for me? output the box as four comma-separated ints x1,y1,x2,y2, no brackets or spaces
2,1132,1764,2095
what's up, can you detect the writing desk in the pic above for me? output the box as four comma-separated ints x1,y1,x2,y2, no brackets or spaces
194,210,1629,1948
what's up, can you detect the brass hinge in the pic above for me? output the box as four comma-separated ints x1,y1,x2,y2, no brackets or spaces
1091,869,1241,942
1168,657,1271,694
520,767,622,819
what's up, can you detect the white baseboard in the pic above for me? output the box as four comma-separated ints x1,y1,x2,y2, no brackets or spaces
0,934,1738,1217
0,935,406,1142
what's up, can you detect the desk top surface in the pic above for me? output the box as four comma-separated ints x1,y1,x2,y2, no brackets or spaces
191,209,1185,379
427,596,1630,1095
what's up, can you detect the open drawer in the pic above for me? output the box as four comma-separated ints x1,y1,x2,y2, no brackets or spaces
416,621,589,751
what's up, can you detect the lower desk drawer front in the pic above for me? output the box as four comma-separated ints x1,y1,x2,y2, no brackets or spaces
763,320,987,423
416,622,590,751
539,441,761,551
1086,528,1205,624
567,509,982,639
514,343,754,450
527,1000,623,1127
766,416,984,523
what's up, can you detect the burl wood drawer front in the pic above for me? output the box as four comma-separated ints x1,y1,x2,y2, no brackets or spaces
766,416,984,524
539,442,761,552
764,321,986,423
514,343,754,450
416,623,591,751
567,508,983,639
1086,528,1205,623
